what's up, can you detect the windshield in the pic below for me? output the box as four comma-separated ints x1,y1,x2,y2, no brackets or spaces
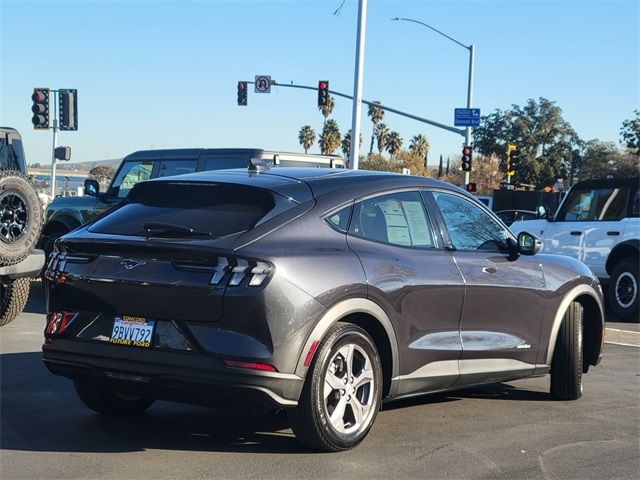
0,136,24,171
110,160,154,198
90,182,293,238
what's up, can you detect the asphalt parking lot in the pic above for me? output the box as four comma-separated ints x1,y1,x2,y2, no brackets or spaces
1,283,638,480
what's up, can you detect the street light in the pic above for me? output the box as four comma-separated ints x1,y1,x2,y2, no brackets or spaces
392,16,476,187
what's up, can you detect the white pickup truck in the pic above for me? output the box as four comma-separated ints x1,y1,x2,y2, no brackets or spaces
510,177,639,319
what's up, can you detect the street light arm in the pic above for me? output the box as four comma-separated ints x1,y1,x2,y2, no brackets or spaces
392,17,470,50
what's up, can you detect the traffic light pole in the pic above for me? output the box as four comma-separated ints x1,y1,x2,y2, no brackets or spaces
50,90,58,199
260,80,467,137
464,44,475,188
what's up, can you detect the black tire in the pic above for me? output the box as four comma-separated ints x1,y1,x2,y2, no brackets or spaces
288,322,383,452
0,170,42,265
608,257,639,320
0,278,30,327
550,301,583,400
74,381,155,416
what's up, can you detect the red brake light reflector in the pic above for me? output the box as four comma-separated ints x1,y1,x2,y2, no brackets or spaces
222,359,278,372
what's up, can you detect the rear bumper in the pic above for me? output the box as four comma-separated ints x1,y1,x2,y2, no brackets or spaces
0,249,45,279
43,339,304,409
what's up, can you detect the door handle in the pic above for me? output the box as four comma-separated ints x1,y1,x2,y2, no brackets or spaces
570,231,582,236
607,231,620,236
482,267,497,274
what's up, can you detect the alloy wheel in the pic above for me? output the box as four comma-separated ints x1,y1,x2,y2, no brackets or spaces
615,272,637,309
323,343,375,435
0,193,28,244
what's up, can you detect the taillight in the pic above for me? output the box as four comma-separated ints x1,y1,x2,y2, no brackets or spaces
222,359,278,372
207,257,273,288
44,246,94,285
45,311,77,340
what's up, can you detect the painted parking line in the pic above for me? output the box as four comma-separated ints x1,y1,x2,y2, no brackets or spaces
604,328,640,348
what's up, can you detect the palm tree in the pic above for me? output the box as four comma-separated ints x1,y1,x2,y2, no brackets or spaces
298,125,316,154
375,123,390,154
367,101,385,154
341,129,363,160
386,131,403,159
409,134,430,158
319,119,341,155
318,94,335,126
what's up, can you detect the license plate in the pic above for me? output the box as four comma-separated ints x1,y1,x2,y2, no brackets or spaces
110,316,155,348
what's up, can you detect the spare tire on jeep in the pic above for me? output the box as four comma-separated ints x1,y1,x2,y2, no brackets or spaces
0,170,42,265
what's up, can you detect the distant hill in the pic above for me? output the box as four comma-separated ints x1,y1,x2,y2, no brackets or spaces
29,158,122,172
60,158,122,171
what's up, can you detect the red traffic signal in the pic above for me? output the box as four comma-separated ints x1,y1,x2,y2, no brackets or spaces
31,88,50,130
237,81,248,106
466,182,477,193
461,145,473,172
318,80,330,107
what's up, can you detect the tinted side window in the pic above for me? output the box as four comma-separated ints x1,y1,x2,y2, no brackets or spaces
111,161,154,198
349,191,434,248
433,192,508,252
558,187,631,221
594,187,631,220
157,159,198,178
202,157,248,170
325,205,352,233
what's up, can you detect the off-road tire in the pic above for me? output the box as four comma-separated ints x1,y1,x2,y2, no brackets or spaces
74,381,155,416
550,301,583,400
0,278,30,327
288,322,383,452
608,257,639,320
0,170,42,265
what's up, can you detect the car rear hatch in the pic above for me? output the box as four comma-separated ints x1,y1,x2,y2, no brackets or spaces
46,179,307,323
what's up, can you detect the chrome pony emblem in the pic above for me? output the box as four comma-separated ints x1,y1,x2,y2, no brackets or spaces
120,259,146,271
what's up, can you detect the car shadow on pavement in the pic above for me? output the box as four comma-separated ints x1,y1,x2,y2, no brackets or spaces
0,351,312,455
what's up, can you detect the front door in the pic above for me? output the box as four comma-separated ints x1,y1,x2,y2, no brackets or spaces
428,191,547,385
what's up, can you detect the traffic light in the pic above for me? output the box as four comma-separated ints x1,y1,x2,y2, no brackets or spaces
237,81,248,106
54,146,71,161
508,145,521,175
59,89,78,131
466,182,477,193
31,88,50,129
318,81,329,107
461,145,473,172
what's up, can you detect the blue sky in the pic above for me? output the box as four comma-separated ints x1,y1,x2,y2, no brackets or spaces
1,0,638,167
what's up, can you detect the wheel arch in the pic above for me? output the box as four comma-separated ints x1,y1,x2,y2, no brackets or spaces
546,284,605,370
41,214,82,238
294,298,399,398
606,240,639,276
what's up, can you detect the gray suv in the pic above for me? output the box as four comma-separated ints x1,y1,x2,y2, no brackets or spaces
43,167,604,451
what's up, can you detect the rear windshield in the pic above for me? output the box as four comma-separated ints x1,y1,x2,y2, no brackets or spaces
89,182,290,238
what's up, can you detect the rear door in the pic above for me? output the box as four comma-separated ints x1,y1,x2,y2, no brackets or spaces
427,191,546,384
345,190,465,395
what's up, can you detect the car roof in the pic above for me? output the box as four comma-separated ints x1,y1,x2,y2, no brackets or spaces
123,148,341,160
146,167,464,204
571,177,640,190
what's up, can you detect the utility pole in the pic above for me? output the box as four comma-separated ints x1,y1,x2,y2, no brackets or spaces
463,44,475,187
349,0,367,170
50,91,58,199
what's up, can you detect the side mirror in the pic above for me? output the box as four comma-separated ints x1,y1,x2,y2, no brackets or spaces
518,231,542,255
84,179,100,196
536,205,548,219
